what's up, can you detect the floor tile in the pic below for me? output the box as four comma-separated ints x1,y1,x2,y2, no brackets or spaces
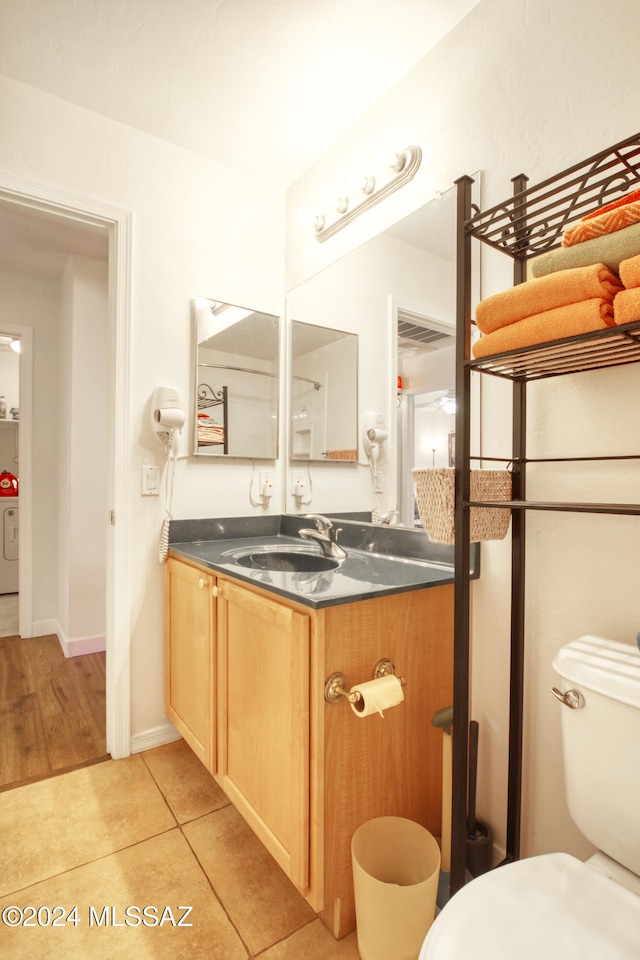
0,829,248,960
0,755,175,896
141,739,230,823
183,804,315,955
260,918,361,959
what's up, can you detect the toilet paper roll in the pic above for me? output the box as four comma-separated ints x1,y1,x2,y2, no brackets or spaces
350,674,404,718
153,407,186,429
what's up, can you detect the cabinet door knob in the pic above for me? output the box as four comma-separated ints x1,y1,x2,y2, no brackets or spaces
212,585,219,598
198,578,206,589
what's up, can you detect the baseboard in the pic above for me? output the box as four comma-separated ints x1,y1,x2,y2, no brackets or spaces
31,619,106,658
31,618,61,640
130,722,182,755
61,633,106,657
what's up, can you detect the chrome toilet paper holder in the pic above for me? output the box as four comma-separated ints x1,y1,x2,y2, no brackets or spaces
324,658,406,704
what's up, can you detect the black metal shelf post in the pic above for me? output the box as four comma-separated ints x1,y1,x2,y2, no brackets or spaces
451,174,474,894
452,131,640,894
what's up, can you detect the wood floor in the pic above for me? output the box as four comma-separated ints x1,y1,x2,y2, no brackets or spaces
0,632,108,792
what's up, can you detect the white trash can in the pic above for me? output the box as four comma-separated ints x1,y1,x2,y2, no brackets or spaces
351,817,440,960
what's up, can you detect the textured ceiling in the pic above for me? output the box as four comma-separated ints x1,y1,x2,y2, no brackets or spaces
0,0,481,191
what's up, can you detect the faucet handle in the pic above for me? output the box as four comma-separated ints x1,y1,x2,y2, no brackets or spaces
305,514,332,533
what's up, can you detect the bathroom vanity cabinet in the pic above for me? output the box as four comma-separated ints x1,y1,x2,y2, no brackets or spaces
164,558,216,771
165,552,453,938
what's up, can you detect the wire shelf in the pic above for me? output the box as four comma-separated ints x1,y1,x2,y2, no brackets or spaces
467,320,640,381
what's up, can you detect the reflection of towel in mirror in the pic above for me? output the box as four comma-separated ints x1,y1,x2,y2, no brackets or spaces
197,416,225,446
475,263,622,334
613,288,640,325
563,198,640,247
326,449,357,460
619,252,640,289
531,221,640,278
472,299,614,359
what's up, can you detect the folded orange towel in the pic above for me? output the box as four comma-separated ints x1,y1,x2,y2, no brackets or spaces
532,220,640,277
563,198,640,247
582,186,640,221
613,288,640,325
618,252,640,289
475,263,622,334
472,299,614,359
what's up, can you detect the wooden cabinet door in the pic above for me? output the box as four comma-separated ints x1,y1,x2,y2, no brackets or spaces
217,578,310,894
164,557,216,772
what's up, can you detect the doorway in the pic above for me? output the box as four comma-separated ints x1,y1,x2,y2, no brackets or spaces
0,176,132,766
395,309,455,526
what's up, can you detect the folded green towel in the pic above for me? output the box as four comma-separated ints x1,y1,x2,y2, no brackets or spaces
531,220,640,278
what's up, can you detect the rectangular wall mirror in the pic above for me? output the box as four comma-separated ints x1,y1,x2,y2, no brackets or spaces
193,297,280,458
290,321,358,462
285,173,480,522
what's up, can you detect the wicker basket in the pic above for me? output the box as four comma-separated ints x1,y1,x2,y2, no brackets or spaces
412,467,512,544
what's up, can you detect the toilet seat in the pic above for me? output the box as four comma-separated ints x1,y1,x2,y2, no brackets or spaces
419,853,640,960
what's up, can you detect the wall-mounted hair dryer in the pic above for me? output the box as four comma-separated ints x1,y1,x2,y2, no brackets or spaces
362,412,387,458
151,386,186,449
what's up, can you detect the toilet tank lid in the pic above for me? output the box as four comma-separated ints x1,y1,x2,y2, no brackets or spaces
553,636,640,709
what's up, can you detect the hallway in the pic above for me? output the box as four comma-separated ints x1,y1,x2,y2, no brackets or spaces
0,609,107,791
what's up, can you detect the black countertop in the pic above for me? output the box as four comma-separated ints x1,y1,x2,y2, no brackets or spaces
168,514,479,610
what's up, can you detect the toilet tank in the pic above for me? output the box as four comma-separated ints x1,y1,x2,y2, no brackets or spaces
552,635,640,876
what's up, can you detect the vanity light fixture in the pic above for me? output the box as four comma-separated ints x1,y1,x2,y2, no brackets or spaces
313,145,422,243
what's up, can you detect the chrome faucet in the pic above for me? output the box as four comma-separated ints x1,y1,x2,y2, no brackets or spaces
298,515,348,560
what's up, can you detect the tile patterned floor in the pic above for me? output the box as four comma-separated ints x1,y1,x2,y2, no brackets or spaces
0,739,361,959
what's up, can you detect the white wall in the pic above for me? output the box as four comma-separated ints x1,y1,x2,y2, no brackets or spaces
0,73,283,746
59,255,108,650
0,270,59,620
285,0,640,864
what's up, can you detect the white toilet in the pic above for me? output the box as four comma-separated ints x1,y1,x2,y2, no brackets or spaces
419,634,640,960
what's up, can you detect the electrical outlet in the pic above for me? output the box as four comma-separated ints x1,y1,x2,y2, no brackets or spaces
291,470,306,498
259,470,274,499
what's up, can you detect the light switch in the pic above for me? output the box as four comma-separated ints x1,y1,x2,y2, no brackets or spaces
141,465,160,496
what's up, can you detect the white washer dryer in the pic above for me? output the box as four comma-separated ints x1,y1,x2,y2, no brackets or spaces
0,496,18,593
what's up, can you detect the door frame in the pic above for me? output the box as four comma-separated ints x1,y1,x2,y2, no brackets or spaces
0,171,133,759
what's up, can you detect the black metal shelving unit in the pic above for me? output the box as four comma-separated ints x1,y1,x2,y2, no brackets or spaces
450,132,640,895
